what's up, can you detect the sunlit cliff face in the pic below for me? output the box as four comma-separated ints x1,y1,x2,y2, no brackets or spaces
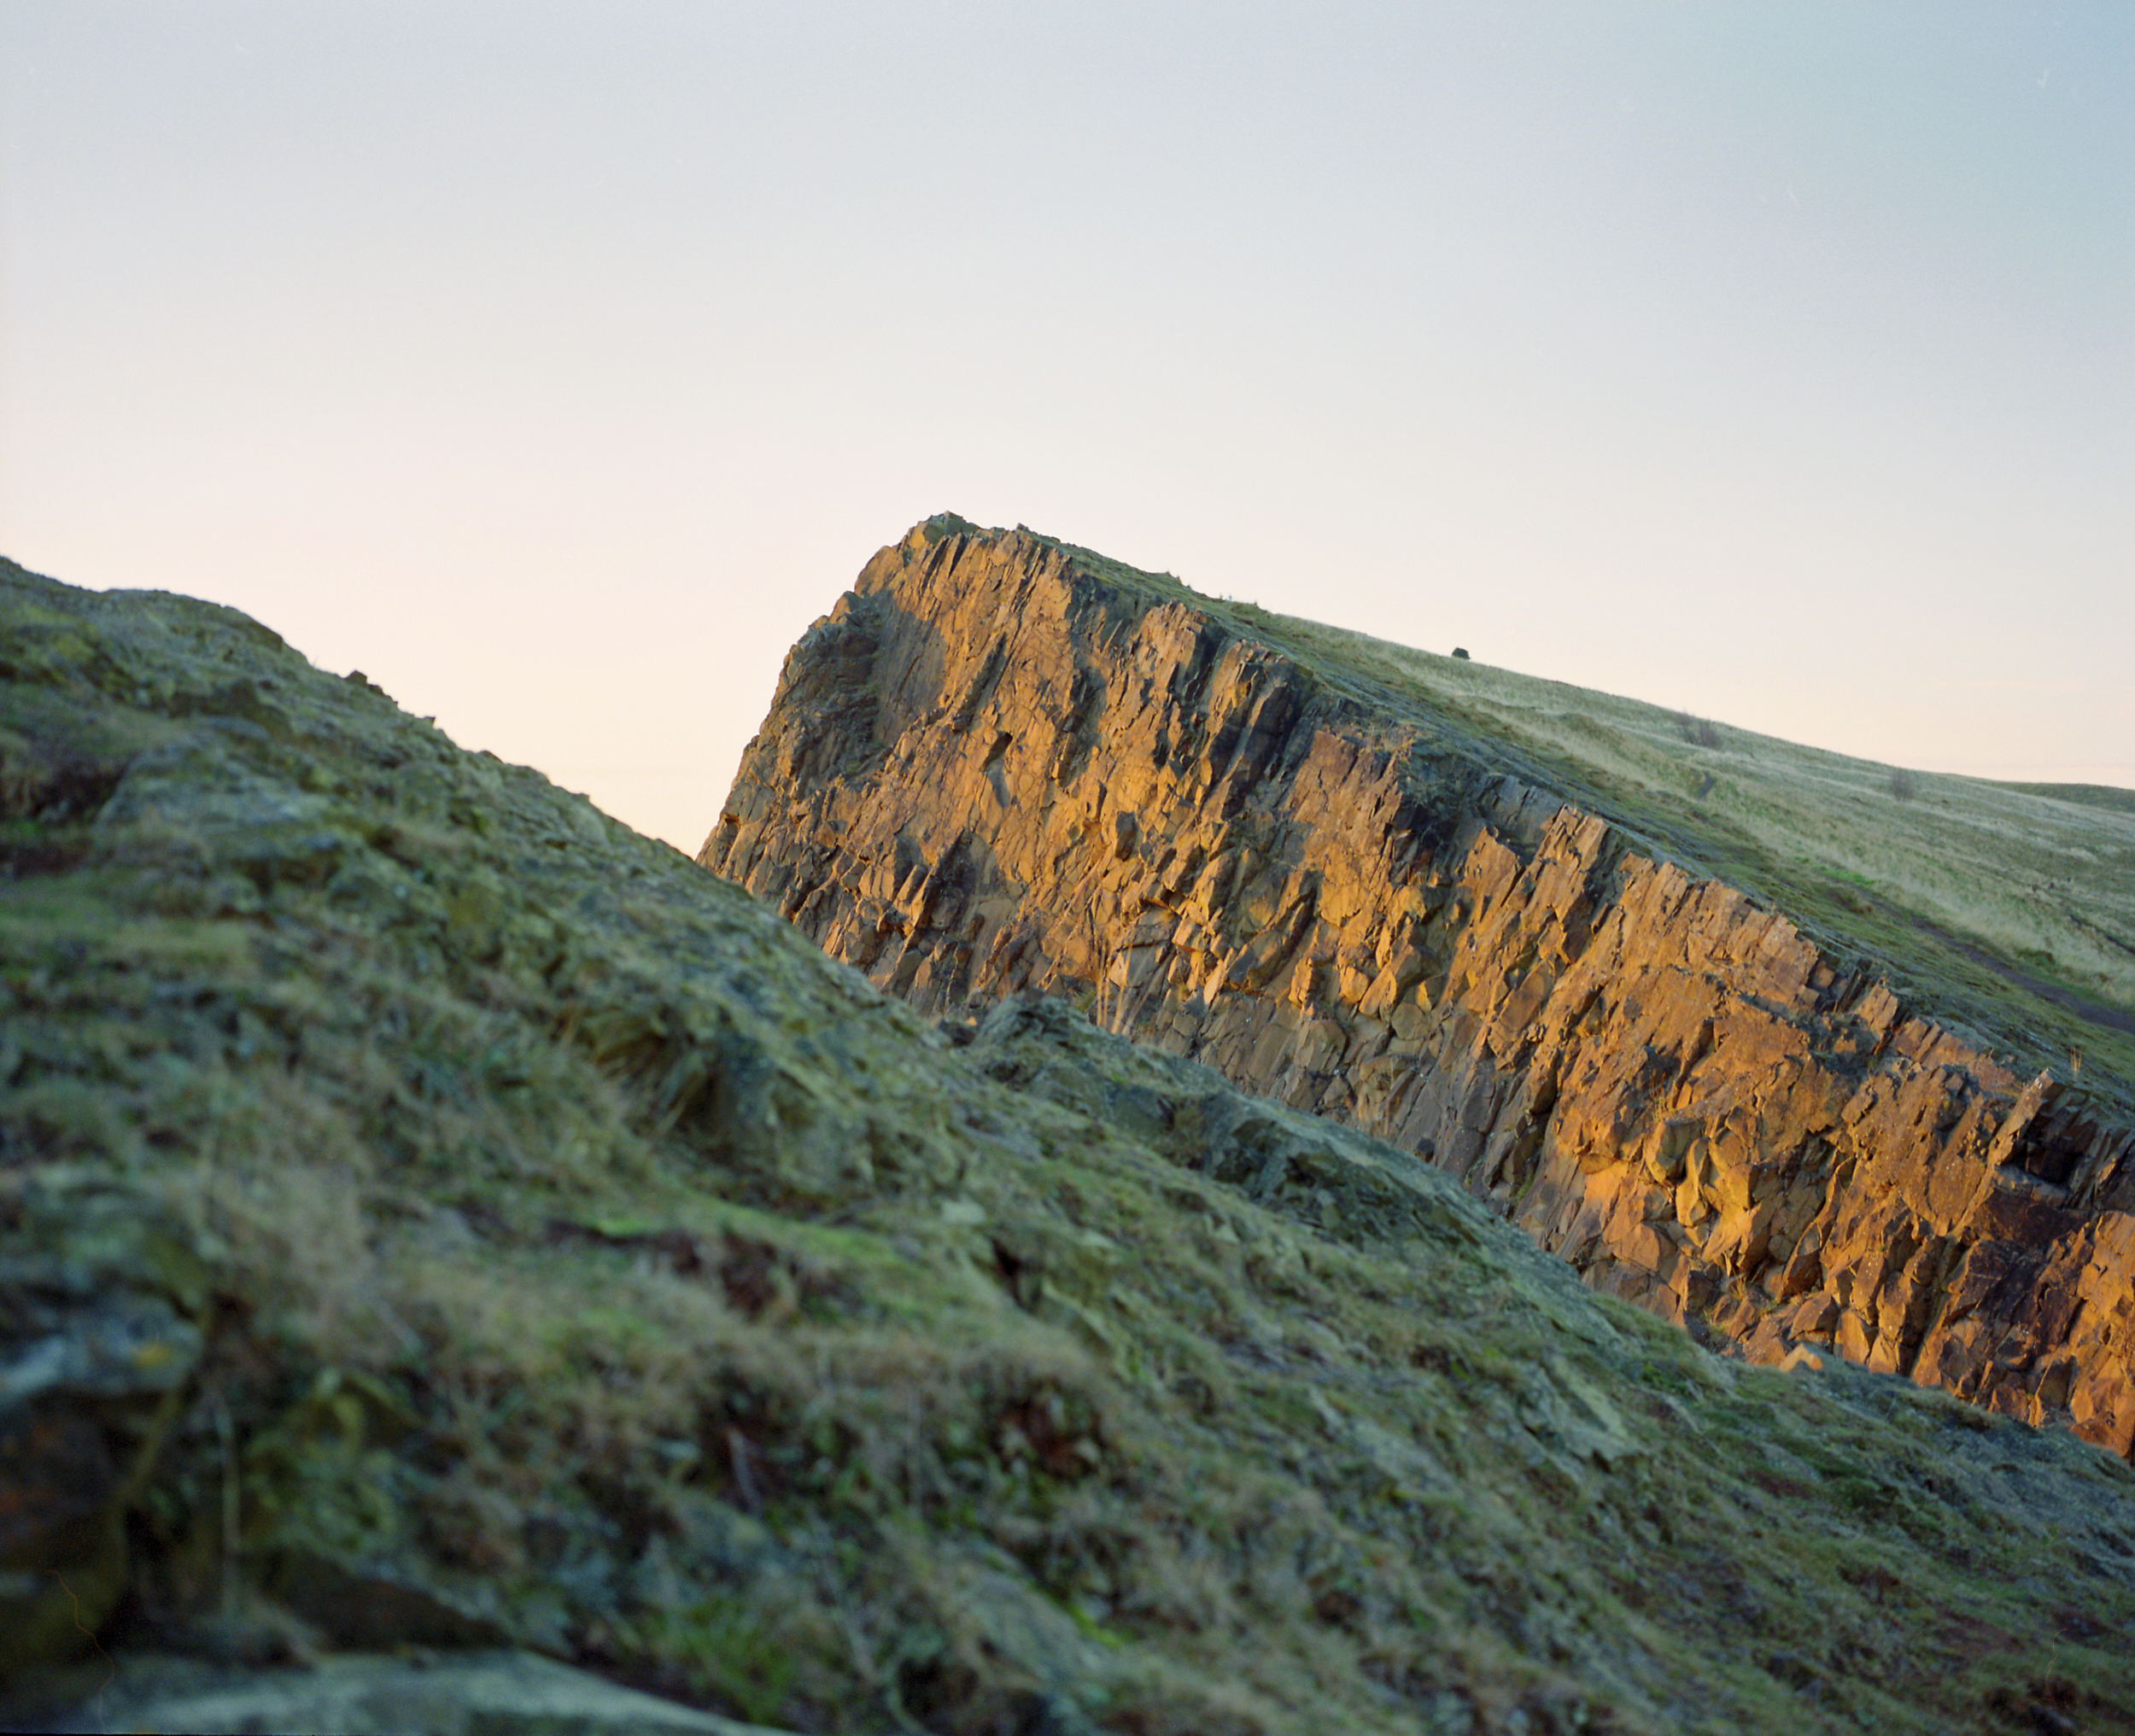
707,517,2135,1458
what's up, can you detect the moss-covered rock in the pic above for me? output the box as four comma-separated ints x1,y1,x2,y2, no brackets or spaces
4,1648,787,1735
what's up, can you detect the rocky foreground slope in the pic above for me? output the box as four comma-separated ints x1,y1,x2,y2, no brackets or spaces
706,517,2135,1462
6,555,2135,1735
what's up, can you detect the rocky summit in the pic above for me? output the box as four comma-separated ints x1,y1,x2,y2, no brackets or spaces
4,547,2135,1735
706,515,2135,1465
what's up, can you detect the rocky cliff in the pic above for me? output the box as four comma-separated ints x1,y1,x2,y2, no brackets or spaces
705,516,2135,1460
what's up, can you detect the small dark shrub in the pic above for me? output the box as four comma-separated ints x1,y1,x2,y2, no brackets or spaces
1886,769,1920,802
1451,647,1471,661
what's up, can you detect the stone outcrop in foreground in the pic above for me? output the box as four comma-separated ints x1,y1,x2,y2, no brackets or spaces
6,1651,786,1736
706,516,2135,1456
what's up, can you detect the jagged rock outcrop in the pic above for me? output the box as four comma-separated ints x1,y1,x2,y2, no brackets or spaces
706,516,2135,1457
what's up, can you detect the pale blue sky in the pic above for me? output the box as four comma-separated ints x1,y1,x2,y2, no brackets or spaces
3,2,2129,850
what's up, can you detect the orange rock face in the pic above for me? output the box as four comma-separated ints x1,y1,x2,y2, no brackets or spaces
705,517,2135,1458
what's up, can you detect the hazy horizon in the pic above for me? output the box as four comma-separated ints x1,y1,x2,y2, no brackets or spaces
4,3,2129,850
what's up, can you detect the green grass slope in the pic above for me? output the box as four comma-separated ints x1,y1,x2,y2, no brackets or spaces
5,555,2135,1735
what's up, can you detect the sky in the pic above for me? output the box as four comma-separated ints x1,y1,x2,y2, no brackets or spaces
3,2,2130,854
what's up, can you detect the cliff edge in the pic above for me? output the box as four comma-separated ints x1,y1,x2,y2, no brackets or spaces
705,516,2135,1458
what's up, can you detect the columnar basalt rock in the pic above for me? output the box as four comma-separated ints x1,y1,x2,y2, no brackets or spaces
706,516,2135,1457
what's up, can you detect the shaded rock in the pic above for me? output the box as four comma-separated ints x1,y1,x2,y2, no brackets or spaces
0,1172,214,1674
4,1648,789,1735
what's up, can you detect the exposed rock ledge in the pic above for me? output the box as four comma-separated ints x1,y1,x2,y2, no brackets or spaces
705,516,2135,1457
6,1649,787,1735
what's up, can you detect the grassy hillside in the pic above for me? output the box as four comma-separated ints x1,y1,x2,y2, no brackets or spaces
7,551,2135,1735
